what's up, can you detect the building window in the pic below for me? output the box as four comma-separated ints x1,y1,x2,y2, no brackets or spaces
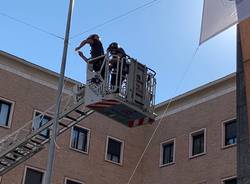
0,99,13,128
223,119,237,147
65,178,84,184
189,128,206,158
223,177,237,184
160,139,175,167
105,136,124,165
23,167,44,184
32,111,52,138
70,126,90,153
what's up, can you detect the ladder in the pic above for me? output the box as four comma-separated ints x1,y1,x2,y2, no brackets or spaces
0,97,94,176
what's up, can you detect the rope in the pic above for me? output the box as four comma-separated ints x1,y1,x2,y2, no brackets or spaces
70,0,162,39
0,11,64,40
126,46,200,184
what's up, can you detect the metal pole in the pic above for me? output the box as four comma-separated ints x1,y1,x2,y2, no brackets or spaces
44,0,74,183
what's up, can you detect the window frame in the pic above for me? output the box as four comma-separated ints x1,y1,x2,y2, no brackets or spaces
64,177,85,184
105,136,124,165
69,125,91,154
159,138,176,167
22,165,45,184
0,97,15,129
32,110,53,138
222,118,237,149
189,128,207,159
221,176,237,184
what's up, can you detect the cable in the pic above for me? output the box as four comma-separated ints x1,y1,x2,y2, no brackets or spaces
126,46,200,184
0,11,64,40
70,0,162,39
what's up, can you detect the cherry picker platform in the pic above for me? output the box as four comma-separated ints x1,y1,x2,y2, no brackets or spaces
79,52,157,127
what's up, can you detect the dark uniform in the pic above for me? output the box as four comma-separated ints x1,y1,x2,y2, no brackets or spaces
89,37,104,72
107,42,129,92
75,34,105,80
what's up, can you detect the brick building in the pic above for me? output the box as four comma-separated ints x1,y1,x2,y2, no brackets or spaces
0,50,237,184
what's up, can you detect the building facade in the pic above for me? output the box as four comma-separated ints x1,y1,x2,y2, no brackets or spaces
0,50,236,184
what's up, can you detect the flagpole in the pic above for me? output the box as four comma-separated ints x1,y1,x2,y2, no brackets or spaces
44,0,74,183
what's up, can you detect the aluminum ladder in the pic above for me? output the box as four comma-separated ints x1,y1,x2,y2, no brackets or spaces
0,97,94,176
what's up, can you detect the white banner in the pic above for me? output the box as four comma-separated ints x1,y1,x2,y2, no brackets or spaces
200,0,250,45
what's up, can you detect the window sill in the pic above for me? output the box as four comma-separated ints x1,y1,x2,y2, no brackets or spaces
105,158,123,166
189,152,206,159
222,143,237,150
69,147,89,155
160,162,175,168
0,124,11,129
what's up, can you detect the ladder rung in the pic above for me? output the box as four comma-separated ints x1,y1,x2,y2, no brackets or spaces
59,122,67,127
13,149,25,156
29,139,41,145
74,109,86,116
0,163,8,167
0,166,5,172
4,155,16,162
36,133,49,139
22,142,36,151
22,145,33,150
0,160,9,167
66,115,77,121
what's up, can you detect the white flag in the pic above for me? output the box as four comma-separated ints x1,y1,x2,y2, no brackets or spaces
200,0,250,45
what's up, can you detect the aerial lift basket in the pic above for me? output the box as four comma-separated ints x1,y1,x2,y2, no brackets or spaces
78,53,157,127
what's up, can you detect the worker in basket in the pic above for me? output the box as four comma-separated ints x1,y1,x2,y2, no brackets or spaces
107,42,129,93
75,34,105,83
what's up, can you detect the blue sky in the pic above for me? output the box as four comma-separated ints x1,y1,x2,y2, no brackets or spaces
0,0,236,103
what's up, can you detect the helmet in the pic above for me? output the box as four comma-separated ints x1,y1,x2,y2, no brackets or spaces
108,42,118,50
110,42,118,48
